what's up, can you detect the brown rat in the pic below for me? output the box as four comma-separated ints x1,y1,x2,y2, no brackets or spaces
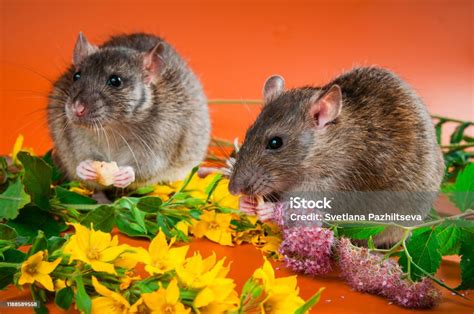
47,33,210,190
229,67,444,245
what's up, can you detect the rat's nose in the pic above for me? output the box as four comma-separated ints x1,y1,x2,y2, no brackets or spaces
228,177,252,196
72,101,87,117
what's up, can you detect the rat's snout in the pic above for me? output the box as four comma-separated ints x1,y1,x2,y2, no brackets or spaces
228,174,253,196
72,101,87,118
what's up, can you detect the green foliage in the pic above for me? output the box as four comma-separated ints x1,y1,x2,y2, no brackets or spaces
399,229,442,281
80,205,115,232
456,230,474,290
75,276,92,314
55,286,74,310
444,163,474,212
0,177,30,219
336,224,385,240
17,152,52,210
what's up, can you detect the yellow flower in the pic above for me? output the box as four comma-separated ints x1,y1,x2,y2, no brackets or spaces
11,134,34,163
210,178,239,209
150,184,176,201
63,223,127,274
194,277,240,313
18,251,61,291
134,231,189,276
176,220,190,236
176,252,230,289
253,258,305,313
138,279,190,314
91,276,130,314
69,185,93,196
119,273,141,290
191,210,234,246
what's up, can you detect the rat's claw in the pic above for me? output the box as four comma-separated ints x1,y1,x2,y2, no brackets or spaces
256,202,275,222
113,166,135,188
239,196,258,215
76,160,98,181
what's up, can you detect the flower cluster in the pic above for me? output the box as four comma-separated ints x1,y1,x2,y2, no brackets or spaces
279,227,334,276
13,224,318,313
336,238,442,309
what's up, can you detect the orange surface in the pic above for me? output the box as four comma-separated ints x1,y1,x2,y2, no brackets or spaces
0,0,473,154
0,1,473,313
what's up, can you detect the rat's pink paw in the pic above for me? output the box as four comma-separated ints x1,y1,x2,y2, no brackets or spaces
239,196,258,215
76,160,97,181
113,166,135,188
239,196,275,222
255,202,275,222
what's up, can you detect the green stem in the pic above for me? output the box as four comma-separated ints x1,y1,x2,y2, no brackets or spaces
441,143,474,151
0,262,21,268
431,115,473,124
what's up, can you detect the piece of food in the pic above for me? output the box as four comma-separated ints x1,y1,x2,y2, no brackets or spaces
91,161,119,186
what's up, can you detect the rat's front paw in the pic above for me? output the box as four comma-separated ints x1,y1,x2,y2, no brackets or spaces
239,196,275,222
76,160,98,181
113,166,135,188
255,202,275,222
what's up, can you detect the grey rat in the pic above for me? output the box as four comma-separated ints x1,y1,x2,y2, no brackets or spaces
48,33,210,189
228,67,444,245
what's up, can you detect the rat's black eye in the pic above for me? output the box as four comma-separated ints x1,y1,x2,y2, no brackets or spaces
107,75,122,88
73,72,81,82
266,136,283,150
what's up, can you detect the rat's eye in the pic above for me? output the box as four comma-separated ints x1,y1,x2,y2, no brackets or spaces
266,136,283,150
73,72,81,82
107,75,122,88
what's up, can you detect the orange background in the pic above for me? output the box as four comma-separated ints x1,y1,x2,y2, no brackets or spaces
0,0,473,155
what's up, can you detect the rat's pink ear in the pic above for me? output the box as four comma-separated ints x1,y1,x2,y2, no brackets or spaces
142,42,165,84
72,32,98,66
263,75,285,102
309,85,342,129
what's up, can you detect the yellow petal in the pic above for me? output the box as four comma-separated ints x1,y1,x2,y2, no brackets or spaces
34,273,55,291
92,297,122,313
18,273,34,285
149,231,168,259
205,229,233,246
100,245,126,262
166,279,180,304
90,260,117,274
90,230,113,252
11,134,24,162
37,258,61,274
191,221,208,238
194,287,214,308
176,221,189,236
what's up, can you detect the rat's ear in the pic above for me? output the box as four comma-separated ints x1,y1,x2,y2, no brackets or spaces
142,42,165,84
263,75,285,102
309,85,342,129
73,32,98,66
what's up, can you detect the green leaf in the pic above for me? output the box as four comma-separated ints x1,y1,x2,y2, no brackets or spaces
55,287,74,310
137,196,163,212
0,224,18,241
0,178,30,219
435,223,461,255
7,205,67,240
450,122,472,144
399,229,442,281
42,150,63,182
17,152,52,210
0,249,26,290
295,287,324,314
204,174,222,201
446,163,474,212
55,186,96,205
456,230,474,290
47,236,66,253
31,285,48,314
116,213,150,238
336,224,385,240
130,185,155,195
80,205,115,232
28,231,47,256
130,205,147,231
75,276,92,314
